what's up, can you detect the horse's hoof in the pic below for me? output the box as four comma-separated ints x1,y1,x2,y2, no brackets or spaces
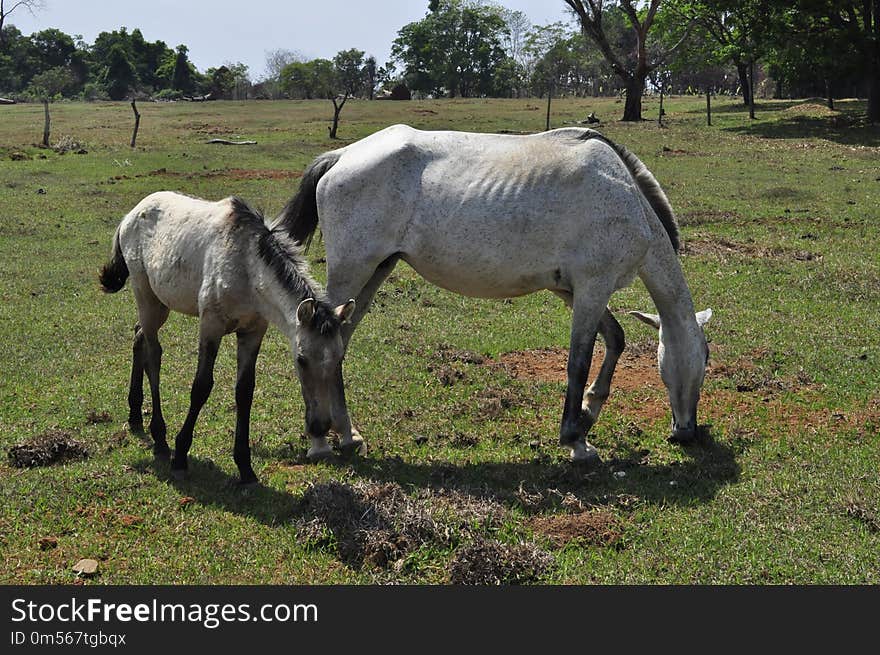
306,444,334,462
238,478,259,489
153,445,171,460
337,435,365,458
569,441,601,468
127,421,145,435
170,468,188,481
668,428,697,445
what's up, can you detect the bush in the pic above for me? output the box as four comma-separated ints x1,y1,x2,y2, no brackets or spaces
79,82,109,101
153,88,183,101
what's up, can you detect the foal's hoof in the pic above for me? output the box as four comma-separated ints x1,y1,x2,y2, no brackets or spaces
337,435,365,458
306,444,334,462
238,478,259,489
170,468,188,481
568,441,601,468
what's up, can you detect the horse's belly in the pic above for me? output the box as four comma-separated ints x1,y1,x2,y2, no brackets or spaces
403,253,556,299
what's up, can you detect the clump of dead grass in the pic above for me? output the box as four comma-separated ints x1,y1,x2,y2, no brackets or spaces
449,537,553,584
292,480,507,569
7,430,89,468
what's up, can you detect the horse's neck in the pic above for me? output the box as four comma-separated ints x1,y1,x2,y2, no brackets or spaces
639,236,699,342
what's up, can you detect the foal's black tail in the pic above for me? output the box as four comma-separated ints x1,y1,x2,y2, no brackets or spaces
275,150,342,250
99,227,129,293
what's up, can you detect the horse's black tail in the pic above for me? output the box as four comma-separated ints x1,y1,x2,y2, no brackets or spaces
99,227,129,293
275,150,342,250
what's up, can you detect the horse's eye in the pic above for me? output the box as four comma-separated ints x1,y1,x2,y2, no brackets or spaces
296,355,308,368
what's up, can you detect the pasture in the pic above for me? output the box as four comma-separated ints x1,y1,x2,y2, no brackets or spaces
0,95,878,584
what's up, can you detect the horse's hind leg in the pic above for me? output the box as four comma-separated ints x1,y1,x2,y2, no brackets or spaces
135,288,171,459
584,309,625,423
127,323,146,433
231,324,267,485
170,319,224,479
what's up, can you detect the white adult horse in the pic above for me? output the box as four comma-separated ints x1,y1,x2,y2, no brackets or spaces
100,192,356,483
277,125,711,465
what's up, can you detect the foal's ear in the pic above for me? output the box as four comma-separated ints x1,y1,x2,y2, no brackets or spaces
335,299,356,324
297,298,316,324
628,311,661,330
696,308,713,328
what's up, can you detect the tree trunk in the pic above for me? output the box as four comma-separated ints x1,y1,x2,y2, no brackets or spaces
736,61,751,106
545,90,552,131
825,79,834,111
329,96,346,139
748,61,756,120
130,99,141,148
706,87,711,127
658,85,664,127
42,100,50,147
622,77,644,122
869,73,880,123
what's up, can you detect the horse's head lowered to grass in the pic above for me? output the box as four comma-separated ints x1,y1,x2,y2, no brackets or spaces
630,308,713,443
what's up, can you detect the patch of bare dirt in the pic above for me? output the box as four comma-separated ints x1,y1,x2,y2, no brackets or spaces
448,537,553,584
7,430,89,468
682,234,820,262
529,510,625,549
492,346,661,393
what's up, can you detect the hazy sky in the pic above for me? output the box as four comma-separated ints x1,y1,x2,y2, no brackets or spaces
10,0,575,79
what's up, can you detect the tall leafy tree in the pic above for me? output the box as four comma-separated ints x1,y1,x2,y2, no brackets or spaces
101,42,137,100
392,0,512,98
171,44,194,93
564,0,691,121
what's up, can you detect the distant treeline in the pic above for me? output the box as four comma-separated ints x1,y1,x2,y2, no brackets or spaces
1,0,876,119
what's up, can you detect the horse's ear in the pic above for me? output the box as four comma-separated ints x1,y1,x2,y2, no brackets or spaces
297,298,316,325
696,308,713,328
335,299,356,324
629,311,661,330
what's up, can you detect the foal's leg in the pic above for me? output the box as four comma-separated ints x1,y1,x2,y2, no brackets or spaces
560,288,610,465
232,324,267,485
170,320,224,479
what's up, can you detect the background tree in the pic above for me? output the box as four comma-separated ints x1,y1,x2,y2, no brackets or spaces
101,43,137,100
262,48,302,99
363,55,377,99
526,23,575,129
392,0,512,98
564,0,691,121
171,44,195,94
0,0,44,48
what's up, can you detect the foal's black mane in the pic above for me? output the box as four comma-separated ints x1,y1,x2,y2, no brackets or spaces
230,197,341,336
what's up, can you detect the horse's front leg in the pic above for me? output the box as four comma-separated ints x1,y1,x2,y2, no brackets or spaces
232,325,266,485
323,254,399,456
560,291,608,466
171,322,223,479
583,309,625,423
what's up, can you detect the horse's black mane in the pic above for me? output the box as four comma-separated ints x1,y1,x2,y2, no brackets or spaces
230,196,340,335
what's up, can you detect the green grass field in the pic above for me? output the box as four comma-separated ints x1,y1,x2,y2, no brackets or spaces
1,95,878,584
